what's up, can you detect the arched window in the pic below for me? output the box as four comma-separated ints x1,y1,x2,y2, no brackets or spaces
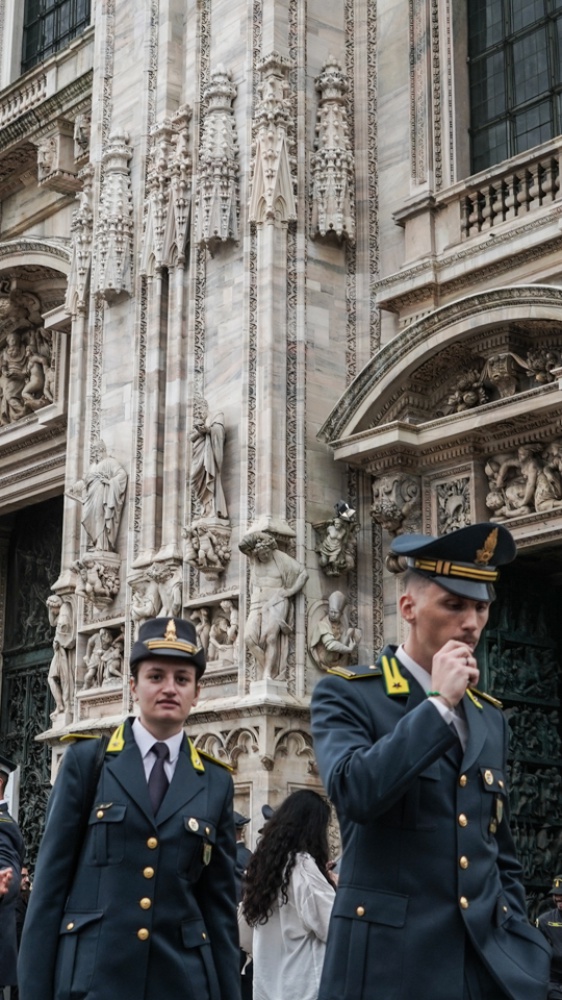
468,0,562,172
22,0,90,73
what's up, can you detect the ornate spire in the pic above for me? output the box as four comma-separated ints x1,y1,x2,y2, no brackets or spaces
195,66,239,251
249,54,296,224
311,55,355,243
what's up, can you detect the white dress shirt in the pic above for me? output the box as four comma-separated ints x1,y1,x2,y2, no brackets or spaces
396,645,468,751
132,717,184,783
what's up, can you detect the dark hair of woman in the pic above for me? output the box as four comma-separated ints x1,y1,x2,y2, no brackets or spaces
242,789,332,926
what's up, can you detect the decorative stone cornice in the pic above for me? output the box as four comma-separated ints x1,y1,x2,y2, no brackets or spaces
194,66,239,251
94,131,133,302
311,55,355,243
0,72,94,153
249,53,296,224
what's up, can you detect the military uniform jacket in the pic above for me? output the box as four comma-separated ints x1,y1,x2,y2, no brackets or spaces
311,647,550,1000
0,802,24,986
18,719,241,1000
538,908,562,984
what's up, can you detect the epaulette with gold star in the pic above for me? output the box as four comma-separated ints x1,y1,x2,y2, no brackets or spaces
327,664,382,680
60,733,99,743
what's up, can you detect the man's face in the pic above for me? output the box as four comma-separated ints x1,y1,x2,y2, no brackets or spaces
553,894,562,911
130,657,200,738
20,868,30,894
401,579,490,666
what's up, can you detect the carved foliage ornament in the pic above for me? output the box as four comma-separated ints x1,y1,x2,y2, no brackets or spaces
437,347,562,416
311,56,355,244
195,66,240,250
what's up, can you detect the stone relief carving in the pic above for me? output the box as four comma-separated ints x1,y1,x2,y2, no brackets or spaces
314,514,359,576
249,54,296,224
239,530,308,681
485,439,562,519
436,478,471,534
195,65,239,251
69,440,128,551
73,553,120,608
141,107,193,271
94,130,134,301
0,289,54,425
436,347,562,416
83,626,125,689
184,521,231,576
308,591,361,672
370,474,421,536
130,562,182,627
46,595,76,725
311,55,355,243
66,162,95,314
189,600,240,668
168,106,193,264
145,119,175,271
73,113,91,164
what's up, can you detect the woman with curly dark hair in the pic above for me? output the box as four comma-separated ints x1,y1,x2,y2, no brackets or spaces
240,789,335,1000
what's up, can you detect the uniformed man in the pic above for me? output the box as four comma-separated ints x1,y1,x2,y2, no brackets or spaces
311,522,550,1000
18,617,241,1000
0,755,24,999
537,875,562,998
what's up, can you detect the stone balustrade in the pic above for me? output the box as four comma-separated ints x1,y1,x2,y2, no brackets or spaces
460,140,561,238
0,73,47,129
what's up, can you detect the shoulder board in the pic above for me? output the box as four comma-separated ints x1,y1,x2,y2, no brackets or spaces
197,748,233,772
327,664,382,680
469,686,503,709
60,733,99,743
380,655,410,696
107,722,126,752
547,921,562,927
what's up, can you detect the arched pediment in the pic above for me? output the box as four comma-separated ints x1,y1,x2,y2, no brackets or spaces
320,285,562,458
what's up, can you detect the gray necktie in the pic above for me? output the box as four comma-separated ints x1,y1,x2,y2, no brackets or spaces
148,742,170,813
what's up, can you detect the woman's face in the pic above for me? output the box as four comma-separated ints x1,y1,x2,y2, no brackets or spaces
131,656,200,739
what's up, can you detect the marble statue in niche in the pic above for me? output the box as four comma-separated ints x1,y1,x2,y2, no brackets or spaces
70,440,128,552
73,554,120,606
146,562,182,618
190,607,211,656
0,326,53,426
190,396,227,520
314,513,359,576
207,600,239,667
46,595,75,723
239,530,308,680
184,522,231,575
309,591,361,672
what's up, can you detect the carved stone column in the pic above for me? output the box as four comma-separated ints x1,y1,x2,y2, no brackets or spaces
249,54,296,530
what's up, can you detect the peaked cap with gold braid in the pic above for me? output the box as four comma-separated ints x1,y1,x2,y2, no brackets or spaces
390,522,516,601
130,616,206,676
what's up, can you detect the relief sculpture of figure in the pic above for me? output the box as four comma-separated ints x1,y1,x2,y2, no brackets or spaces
239,531,308,680
46,595,75,721
0,331,28,425
190,396,228,520
309,591,361,672
70,440,128,551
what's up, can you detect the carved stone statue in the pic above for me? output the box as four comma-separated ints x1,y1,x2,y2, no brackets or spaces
146,561,182,618
309,591,361,671
0,330,29,425
371,474,421,536
190,397,227,519
70,440,128,551
130,577,162,630
239,530,308,680
315,515,359,576
190,607,211,657
83,627,115,689
207,600,239,666
46,595,75,722
184,520,231,576
73,554,120,606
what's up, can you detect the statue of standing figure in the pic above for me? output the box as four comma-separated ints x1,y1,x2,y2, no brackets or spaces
239,530,308,680
190,396,227,520
46,595,75,721
70,440,128,551
309,591,361,671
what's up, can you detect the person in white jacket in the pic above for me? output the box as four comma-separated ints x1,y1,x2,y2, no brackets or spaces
240,789,336,1000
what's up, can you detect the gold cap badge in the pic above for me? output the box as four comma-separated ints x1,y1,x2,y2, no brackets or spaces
475,528,498,566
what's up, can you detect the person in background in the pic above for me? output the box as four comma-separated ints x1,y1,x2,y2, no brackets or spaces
312,522,550,1000
0,756,24,1000
537,875,562,999
241,789,335,1000
234,812,254,1000
18,617,241,1000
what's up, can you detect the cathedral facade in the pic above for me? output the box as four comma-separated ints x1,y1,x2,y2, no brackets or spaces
0,0,561,901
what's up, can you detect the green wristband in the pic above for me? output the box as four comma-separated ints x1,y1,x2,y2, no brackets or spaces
426,690,441,697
